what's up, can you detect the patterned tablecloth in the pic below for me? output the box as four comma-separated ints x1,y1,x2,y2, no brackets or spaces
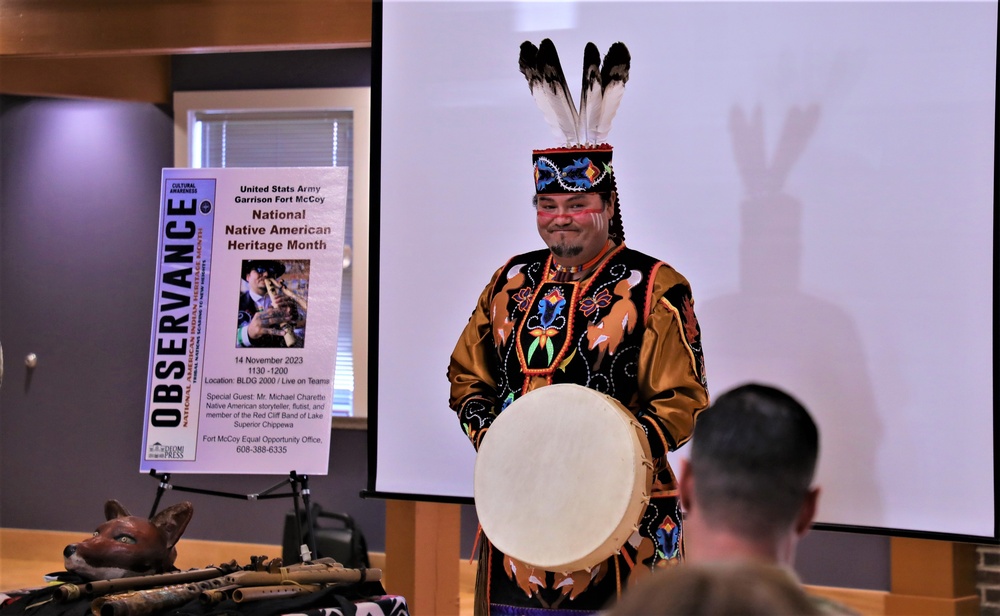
1,581,408,616
285,595,408,616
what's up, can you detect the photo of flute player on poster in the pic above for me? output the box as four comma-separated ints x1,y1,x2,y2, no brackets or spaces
236,259,309,348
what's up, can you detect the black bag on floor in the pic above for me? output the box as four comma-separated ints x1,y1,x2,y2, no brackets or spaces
282,503,370,568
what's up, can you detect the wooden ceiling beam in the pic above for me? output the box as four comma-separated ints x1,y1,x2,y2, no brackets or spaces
0,55,172,103
0,0,371,102
0,0,372,58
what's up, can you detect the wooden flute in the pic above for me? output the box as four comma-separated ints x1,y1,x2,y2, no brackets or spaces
56,563,238,601
87,563,382,616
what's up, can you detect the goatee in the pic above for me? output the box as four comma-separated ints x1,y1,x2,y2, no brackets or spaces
550,243,583,258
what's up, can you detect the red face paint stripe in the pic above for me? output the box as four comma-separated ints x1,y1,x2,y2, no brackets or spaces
535,207,604,220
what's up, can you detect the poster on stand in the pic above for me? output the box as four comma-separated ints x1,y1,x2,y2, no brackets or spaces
140,167,348,475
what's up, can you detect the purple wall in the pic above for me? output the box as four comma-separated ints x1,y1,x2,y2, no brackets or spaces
0,95,384,552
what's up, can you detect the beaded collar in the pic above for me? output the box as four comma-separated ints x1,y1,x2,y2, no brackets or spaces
551,240,614,282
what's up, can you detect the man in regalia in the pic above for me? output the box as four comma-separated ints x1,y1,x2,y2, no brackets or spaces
448,39,710,615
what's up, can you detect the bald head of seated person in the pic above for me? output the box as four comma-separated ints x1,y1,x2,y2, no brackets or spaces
679,383,820,567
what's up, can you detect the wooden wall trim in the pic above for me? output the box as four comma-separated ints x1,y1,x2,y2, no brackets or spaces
805,584,888,616
0,0,372,58
0,528,387,592
0,528,282,571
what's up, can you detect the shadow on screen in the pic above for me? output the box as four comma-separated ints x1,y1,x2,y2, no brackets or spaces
698,103,884,526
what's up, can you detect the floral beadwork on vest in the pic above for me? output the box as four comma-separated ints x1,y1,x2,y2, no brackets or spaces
488,245,661,408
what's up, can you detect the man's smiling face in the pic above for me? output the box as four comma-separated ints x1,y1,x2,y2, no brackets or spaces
535,192,613,266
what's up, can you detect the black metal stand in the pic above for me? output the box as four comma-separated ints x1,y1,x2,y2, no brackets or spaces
146,469,317,563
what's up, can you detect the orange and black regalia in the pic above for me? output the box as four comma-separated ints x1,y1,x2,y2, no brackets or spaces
448,243,709,615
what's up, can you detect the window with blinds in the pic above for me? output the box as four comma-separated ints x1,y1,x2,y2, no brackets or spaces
192,109,356,416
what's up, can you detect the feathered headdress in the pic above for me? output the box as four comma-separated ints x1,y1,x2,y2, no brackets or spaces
519,39,631,194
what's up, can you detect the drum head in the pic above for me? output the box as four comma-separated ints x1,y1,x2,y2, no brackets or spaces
474,383,650,572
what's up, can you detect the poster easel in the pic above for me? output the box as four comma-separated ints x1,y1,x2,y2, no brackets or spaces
146,469,318,563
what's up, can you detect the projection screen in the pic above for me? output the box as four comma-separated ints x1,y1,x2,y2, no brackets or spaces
371,1,997,541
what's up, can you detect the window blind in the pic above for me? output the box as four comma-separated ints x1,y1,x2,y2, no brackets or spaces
193,110,355,415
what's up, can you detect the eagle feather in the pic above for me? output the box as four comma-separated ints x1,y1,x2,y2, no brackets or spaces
519,39,579,146
519,40,631,147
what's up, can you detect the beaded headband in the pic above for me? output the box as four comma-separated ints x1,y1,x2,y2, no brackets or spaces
532,145,614,194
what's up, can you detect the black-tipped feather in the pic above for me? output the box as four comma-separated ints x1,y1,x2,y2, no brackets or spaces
518,41,540,87
520,38,580,145
599,42,631,91
594,42,631,144
579,42,603,145
519,39,630,147
519,41,561,143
